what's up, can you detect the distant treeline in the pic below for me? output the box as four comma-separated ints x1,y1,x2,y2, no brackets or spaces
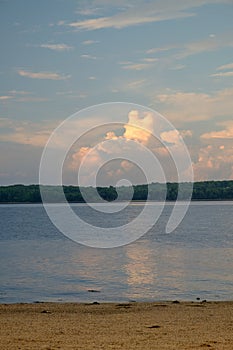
0,181,233,203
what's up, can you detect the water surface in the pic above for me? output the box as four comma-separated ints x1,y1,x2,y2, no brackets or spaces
0,202,233,303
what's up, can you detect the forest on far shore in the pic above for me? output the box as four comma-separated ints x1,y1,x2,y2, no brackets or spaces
0,181,233,203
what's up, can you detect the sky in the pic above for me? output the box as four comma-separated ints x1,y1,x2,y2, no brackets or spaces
0,0,233,185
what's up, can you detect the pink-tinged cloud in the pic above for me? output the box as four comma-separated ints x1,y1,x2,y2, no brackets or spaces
201,121,233,139
156,88,233,123
193,142,233,181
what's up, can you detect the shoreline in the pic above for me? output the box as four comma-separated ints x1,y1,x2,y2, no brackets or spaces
1,301,233,349
1,199,233,204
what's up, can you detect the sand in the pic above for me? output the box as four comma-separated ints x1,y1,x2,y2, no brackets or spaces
1,301,233,349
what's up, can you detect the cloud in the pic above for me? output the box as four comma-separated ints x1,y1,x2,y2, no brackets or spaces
68,0,231,31
80,54,97,59
82,40,99,45
40,43,73,51
8,90,32,95
211,61,233,78
18,70,71,80
16,97,49,102
56,90,87,99
211,71,233,77
193,142,233,181
146,45,177,54
121,63,152,71
68,12,192,31
68,110,156,185
123,110,154,144
170,64,186,70
201,121,233,139
127,79,146,90
217,62,233,71
146,31,233,62
155,87,233,123
0,90,48,103
0,95,13,101
191,120,233,180
0,119,56,147
142,58,158,63
67,109,193,185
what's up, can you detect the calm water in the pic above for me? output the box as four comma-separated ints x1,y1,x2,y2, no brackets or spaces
0,202,233,303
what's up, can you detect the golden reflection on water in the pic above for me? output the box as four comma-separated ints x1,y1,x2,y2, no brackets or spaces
124,242,156,286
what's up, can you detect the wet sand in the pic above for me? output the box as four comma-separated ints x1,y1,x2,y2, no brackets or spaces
1,301,233,349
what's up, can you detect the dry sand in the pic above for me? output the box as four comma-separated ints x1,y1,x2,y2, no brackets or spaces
1,301,233,349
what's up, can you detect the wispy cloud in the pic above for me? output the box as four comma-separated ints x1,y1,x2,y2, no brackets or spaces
16,97,50,102
68,0,231,31
145,31,233,63
211,71,233,77
142,58,158,63
39,43,73,51
80,54,97,60
82,40,99,45
127,79,146,90
8,90,32,96
146,45,177,54
68,12,193,31
176,32,233,59
122,63,151,71
217,62,233,71
170,64,186,70
211,61,233,77
0,95,13,101
56,90,87,99
0,90,49,103
18,70,71,80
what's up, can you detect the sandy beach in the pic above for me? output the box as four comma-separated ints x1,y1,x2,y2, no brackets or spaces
1,301,233,349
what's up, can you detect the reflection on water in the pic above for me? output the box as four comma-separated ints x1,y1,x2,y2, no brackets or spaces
0,202,233,303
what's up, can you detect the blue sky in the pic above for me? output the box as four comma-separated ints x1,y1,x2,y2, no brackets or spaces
0,0,233,185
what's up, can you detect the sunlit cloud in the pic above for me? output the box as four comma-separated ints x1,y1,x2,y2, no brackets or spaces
201,121,233,139
0,119,56,147
18,69,71,80
123,110,154,144
155,87,233,123
193,143,233,181
66,109,193,185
